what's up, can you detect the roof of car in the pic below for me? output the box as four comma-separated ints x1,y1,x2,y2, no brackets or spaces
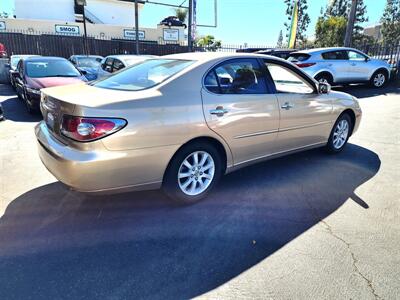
294,47,357,54
71,55,103,58
24,56,68,62
164,52,281,62
105,54,157,61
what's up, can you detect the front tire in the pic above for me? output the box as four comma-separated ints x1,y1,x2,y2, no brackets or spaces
163,142,222,204
326,113,352,153
370,70,387,88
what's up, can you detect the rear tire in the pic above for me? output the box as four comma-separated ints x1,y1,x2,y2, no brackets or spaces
370,70,387,88
325,113,352,154
315,73,333,86
163,142,222,205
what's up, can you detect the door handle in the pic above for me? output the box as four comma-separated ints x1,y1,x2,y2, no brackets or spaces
210,106,228,117
281,102,294,110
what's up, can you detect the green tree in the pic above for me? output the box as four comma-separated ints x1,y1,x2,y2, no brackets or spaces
175,8,188,23
276,30,284,48
381,0,400,44
0,11,9,18
196,35,222,52
351,0,370,46
284,0,311,46
326,0,349,17
315,16,347,47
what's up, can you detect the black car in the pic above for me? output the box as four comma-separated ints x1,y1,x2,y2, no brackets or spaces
255,49,298,60
160,16,187,28
68,55,103,81
236,48,297,60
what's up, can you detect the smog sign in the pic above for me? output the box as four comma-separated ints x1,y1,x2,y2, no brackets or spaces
123,29,145,40
0,21,6,31
163,29,179,41
55,25,80,35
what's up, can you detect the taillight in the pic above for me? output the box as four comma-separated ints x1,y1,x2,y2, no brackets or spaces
296,63,316,68
61,115,127,142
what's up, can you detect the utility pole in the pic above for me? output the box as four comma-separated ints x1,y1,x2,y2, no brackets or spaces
188,0,193,52
135,0,140,54
76,0,88,55
344,0,358,47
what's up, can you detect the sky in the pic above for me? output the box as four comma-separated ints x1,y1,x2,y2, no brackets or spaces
0,0,387,45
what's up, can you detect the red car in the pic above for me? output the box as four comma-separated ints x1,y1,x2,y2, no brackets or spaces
0,43,7,57
14,57,87,113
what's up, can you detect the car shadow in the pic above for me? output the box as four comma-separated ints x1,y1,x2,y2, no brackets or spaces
0,96,42,123
0,144,380,299
333,80,400,99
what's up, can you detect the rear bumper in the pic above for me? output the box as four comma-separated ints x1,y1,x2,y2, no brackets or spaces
35,121,179,194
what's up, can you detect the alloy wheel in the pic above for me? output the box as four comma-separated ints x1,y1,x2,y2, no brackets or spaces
373,73,385,87
332,119,349,150
178,151,215,196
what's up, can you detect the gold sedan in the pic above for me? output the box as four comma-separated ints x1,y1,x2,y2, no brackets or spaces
35,53,362,204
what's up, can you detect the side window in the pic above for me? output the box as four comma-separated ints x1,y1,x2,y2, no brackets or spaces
322,51,348,60
204,59,268,94
266,62,314,94
103,58,113,72
348,51,366,61
113,59,125,72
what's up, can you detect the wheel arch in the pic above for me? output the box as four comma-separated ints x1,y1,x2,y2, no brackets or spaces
339,109,356,136
162,136,230,182
314,70,335,83
370,67,390,80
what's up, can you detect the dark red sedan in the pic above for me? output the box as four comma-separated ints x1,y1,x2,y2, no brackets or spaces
14,57,87,113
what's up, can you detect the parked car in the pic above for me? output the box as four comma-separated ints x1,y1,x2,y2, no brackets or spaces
36,52,362,204
0,103,4,121
0,43,7,58
14,56,87,113
160,16,187,28
8,55,40,88
97,54,156,79
255,48,297,59
69,55,104,81
287,47,392,88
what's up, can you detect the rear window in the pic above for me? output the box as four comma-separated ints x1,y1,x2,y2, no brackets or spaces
287,53,311,62
321,51,348,60
93,59,194,91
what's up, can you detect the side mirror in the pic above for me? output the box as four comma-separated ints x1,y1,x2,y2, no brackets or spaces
80,69,87,75
365,57,371,62
318,82,331,94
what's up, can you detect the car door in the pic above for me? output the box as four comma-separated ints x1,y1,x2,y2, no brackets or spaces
264,59,334,151
321,50,349,83
347,50,370,81
201,58,280,165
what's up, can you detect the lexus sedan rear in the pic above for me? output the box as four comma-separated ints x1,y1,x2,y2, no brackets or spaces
36,53,361,204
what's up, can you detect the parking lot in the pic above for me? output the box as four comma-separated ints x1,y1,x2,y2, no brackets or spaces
0,81,399,299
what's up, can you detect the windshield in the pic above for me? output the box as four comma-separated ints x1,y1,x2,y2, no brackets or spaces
76,57,102,68
11,57,22,69
93,59,194,91
26,60,81,78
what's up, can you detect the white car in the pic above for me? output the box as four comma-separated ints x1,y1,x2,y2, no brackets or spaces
96,55,157,79
288,47,392,88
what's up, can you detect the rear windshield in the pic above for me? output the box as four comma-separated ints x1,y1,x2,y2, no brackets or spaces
26,60,81,78
76,57,102,68
287,53,311,62
93,59,194,91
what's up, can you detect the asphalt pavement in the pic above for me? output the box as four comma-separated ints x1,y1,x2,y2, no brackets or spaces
0,82,399,300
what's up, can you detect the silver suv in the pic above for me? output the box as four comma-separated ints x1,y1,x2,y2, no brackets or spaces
288,47,391,88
